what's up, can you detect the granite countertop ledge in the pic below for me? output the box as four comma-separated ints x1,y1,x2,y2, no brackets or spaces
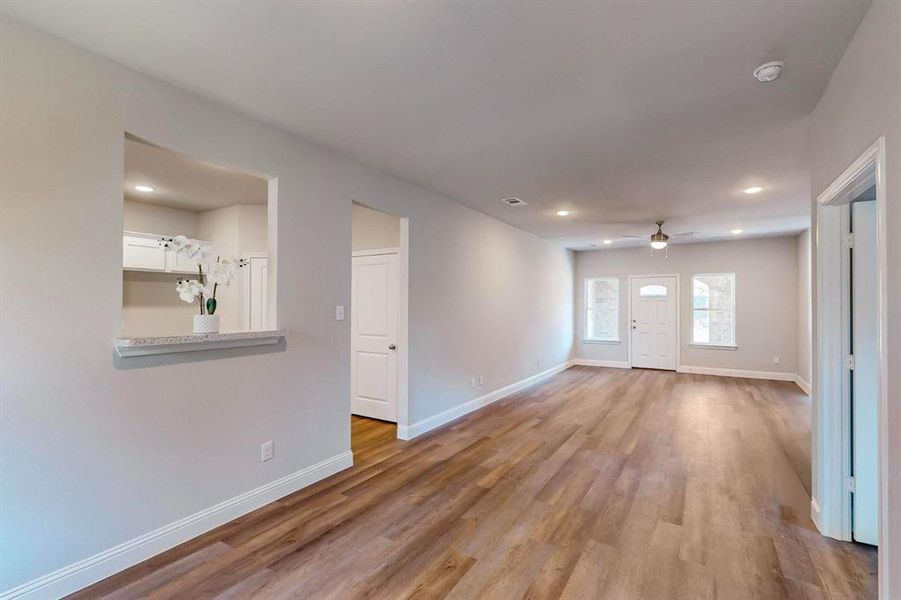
115,329,288,357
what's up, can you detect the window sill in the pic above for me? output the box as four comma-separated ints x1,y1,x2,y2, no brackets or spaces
688,343,737,350
582,339,621,345
115,330,288,357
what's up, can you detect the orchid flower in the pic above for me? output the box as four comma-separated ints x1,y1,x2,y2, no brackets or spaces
170,235,209,262
206,257,239,287
175,279,210,304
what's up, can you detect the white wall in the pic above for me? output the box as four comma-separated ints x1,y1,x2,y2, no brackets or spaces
122,271,198,337
797,230,812,387
0,17,573,593
352,203,400,251
808,1,901,593
123,199,199,237
574,236,799,375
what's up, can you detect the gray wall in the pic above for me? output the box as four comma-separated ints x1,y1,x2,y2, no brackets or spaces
808,1,901,592
352,203,400,251
0,17,573,591
573,236,799,374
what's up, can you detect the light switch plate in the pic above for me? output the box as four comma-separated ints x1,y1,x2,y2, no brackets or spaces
336,305,345,321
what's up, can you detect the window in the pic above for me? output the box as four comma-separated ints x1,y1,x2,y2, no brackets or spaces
639,284,667,297
692,273,735,346
585,277,619,342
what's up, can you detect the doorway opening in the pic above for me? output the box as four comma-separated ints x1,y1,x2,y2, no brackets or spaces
350,202,409,447
628,274,679,370
815,137,886,588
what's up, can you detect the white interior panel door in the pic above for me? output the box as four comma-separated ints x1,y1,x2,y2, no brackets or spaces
630,276,677,370
851,200,878,546
351,253,398,422
244,255,268,331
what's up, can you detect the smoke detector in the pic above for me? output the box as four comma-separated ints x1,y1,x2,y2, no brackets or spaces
753,61,784,82
501,197,527,206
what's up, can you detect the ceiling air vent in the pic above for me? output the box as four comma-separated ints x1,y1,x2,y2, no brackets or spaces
502,197,527,206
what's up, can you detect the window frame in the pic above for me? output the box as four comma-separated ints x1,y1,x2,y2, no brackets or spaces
584,276,621,344
690,272,737,349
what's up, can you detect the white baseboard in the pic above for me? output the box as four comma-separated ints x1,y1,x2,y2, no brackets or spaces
676,365,797,382
1,451,354,600
570,358,631,369
810,497,823,533
794,375,812,395
397,361,572,440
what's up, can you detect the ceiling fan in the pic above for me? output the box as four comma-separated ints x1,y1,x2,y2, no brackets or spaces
617,220,698,250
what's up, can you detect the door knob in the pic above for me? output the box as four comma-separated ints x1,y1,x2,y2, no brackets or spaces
389,344,397,350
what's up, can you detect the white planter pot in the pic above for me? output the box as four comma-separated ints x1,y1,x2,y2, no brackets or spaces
193,314,220,334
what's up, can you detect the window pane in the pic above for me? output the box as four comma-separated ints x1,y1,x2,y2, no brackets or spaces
588,278,617,308
692,279,709,309
585,277,618,340
692,273,735,345
708,309,735,345
639,284,667,297
588,308,618,340
693,309,710,344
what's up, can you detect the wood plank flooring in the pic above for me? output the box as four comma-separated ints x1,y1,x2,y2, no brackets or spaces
69,366,877,599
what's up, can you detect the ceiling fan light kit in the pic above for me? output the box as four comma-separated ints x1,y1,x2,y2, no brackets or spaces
650,220,669,253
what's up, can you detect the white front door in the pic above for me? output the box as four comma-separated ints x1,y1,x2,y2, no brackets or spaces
630,276,678,370
351,253,398,422
851,200,878,546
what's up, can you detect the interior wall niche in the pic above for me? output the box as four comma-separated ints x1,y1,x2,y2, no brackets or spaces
121,134,273,337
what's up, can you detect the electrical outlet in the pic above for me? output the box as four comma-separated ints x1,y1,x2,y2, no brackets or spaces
470,377,477,389
478,375,484,386
260,440,274,462
335,305,345,321
773,355,780,365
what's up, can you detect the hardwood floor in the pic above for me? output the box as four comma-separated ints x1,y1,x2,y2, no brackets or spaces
69,366,877,599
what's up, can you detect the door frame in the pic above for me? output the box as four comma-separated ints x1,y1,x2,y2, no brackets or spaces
814,137,887,593
627,273,681,370
349,218,410,438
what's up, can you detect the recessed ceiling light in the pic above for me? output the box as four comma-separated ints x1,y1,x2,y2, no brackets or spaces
753,61,784,83
731,229,744,234
602,239,613,245
743,186,763,194
134,184,155,193
556,210,570,216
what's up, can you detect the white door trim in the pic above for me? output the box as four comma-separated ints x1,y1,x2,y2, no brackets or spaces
348,216,409,437
814,137,888,595
396,219,409,437
627,274,680,371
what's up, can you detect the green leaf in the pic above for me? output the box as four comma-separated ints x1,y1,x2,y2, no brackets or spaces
206,297,217,315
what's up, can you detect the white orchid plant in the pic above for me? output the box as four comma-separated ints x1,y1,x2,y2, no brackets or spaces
167,235,242,316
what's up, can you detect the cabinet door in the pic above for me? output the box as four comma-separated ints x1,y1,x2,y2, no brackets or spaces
123,234,166,271
166,246,204,275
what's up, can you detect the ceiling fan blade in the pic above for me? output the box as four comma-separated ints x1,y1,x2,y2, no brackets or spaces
617,235,646,239
669,231,699,237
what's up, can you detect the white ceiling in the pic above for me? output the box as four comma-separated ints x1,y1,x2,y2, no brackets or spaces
124,136,267,211
2,1,869,248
